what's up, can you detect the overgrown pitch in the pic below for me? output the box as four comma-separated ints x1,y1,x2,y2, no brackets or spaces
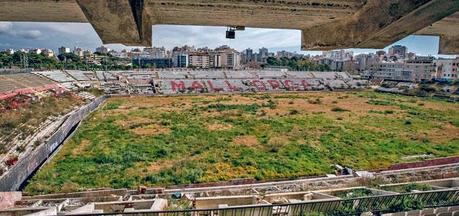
25,91,459,194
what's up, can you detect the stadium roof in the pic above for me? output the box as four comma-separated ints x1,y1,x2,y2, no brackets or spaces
0,0,458,54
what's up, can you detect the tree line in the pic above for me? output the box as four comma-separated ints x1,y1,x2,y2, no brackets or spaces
0,51,133,71
266,56,331,71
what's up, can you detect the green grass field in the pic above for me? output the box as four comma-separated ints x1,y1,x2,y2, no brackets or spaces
25,91,459,194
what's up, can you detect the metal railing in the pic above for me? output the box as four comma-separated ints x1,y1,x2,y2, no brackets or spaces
64,188,459,216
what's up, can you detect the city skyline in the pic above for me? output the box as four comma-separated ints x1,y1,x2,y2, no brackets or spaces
0,22,457,58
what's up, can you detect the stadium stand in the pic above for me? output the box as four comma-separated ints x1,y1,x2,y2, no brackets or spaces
65,70,92,81
0,73,61,100
27,70,368,95
34,71,74,83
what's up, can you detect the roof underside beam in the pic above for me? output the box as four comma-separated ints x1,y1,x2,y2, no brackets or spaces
75,0,151,46
301,0,459,52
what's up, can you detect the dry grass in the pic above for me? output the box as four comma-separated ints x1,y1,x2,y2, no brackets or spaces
130,124,171,136
207,123,233,131
25,91,459,194
233,135,260,147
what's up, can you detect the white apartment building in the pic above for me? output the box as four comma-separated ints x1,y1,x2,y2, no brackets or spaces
189,53,211,68
73,47,84,57
366,61,434,82
434,58,459,80
95,46,110,54
58,46,71,55
42,49,54,57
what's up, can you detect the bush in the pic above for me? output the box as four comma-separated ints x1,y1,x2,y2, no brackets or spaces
331,107,349,112
367,99,391,106
289,109,299,115
308,98,322,104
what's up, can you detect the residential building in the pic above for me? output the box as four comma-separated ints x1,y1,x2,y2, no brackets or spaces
355,54,379,72
242,48,254,64
433,58,459,80
365,60,434,82
132,57,173,68
143,47,167,59
42,49,54,57
213,45,241,69
30,48,42,55
173,53,189,68
4,49,14,55
95,46,110,54
258,47,269,63
73,47,84,57
388,45,407,59
58,46,70,55
189,52,211,68
323,50,353,61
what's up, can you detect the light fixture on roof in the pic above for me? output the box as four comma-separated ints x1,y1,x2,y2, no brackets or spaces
226,26,245,39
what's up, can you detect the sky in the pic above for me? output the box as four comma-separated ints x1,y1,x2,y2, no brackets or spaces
0,21,456,57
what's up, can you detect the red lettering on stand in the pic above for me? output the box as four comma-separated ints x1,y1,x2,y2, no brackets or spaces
283,80,297,91
191,81,205,91
171,81,185,92
224,80,238,91
267,80,280,89
301,80,310,90
252,80,267,91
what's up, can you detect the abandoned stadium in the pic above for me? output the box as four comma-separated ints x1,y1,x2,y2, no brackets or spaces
0,70,458,215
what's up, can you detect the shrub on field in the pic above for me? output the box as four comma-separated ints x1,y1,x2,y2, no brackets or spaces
331,107,349,112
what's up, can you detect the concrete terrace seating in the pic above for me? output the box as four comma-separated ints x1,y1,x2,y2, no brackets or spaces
66,70,92,81
189,70,226,79
225,70,258,79
253,70,287,79
285,71,315,79
0,73,53,93
102,71,118,81
35,70,75,83
157,70,190,79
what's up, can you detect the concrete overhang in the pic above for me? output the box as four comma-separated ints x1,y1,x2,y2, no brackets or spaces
0,0,458,54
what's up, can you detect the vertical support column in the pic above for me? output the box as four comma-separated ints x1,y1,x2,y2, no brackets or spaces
76,0,152,46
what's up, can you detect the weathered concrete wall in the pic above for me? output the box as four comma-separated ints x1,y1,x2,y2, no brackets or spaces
0,192,21,209
378,163,459,183
0,97,107,191
151,71,363,95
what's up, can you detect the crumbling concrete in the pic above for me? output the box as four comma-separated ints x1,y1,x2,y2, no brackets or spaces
0,1,458,53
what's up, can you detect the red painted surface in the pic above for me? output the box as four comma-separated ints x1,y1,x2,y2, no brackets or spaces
168,79,322,93
171,81,185,92
224,80,238,92
0,84,64,101
388,157,459,171
267,80,281,89
251,80,267,91
191,81,204,91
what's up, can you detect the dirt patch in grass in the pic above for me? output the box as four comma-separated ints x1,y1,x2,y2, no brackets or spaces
267,136,289,147
115,117,152,128
130,124,171,136
421,101,459,111
233,135,260,147
147,160,174,173
262,92,400,118
72,139,91,155
424,124,459,144
207,123,233,131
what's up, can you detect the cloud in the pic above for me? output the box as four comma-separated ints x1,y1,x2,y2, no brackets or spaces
0,22,13,34
17,30,42,39
0,22,43,40
0,22,453,57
